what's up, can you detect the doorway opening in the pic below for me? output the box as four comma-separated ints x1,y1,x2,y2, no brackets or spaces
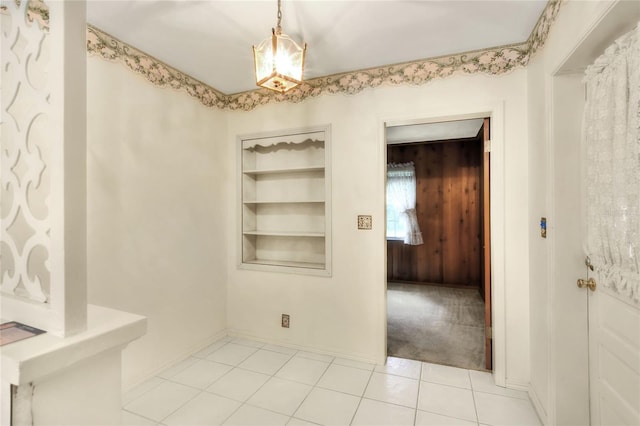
385,118,491,371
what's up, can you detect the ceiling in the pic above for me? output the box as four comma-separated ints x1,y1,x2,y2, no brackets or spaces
387,118,484,144
86,1,548,95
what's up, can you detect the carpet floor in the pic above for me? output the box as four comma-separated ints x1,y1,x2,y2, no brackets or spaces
387,282,487,371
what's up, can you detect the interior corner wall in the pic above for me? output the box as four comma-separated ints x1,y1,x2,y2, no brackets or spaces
86,57,228,389
526,52,550,423
225,70,531,385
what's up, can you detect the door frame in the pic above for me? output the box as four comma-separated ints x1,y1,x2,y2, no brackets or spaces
380,101,507,386
481,118,492,370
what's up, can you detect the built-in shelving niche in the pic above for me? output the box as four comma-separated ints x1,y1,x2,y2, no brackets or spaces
238,125,331,276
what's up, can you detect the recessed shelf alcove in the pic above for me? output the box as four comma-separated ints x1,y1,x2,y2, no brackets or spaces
238,126,331,275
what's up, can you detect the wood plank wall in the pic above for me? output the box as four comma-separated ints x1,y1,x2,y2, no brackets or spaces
387,138,482,287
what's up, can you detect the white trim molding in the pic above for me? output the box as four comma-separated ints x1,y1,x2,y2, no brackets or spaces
380,99,508,387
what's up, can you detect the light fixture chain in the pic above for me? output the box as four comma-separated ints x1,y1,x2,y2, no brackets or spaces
276,0,282,32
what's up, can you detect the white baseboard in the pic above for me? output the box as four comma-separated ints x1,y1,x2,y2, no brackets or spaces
504,379,547,425
227,329,380,365
123,329,229,392
528,383,548,426
505,378,529,392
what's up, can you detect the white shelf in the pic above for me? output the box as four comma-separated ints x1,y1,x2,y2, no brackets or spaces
243,230,325,237
243,259,325,270
238,125,331,275
243,200,325,205
243,166,324,175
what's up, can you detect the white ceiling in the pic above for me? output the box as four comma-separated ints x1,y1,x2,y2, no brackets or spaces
86,0,548,95
387,118,484,144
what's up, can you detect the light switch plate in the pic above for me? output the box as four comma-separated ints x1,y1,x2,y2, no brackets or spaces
358,215,372,230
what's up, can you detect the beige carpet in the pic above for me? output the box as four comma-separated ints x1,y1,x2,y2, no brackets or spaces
387,282,486,371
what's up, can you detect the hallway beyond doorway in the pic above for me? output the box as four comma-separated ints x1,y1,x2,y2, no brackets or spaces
387,282,486,371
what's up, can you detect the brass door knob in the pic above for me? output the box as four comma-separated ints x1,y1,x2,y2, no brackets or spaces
577,277,597,291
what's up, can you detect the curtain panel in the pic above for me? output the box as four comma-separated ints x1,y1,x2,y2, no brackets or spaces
583,24,640,304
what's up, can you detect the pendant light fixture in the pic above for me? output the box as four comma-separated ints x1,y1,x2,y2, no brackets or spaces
253,0,307,93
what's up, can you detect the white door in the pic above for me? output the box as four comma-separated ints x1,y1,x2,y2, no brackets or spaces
581,24,640,426
586,280,640,425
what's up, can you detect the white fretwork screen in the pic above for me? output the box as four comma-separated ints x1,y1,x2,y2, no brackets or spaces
1,0,51,304
1,0,87,335
583,24,640,305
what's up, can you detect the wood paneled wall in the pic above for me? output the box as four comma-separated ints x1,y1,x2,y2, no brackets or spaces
387,138,481,287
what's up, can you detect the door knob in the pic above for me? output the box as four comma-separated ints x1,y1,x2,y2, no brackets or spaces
577,277,596,291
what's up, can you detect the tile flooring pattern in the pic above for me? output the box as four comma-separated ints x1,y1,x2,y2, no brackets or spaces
122,337,541,426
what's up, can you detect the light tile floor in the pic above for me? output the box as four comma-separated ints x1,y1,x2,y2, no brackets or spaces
122,337,541,426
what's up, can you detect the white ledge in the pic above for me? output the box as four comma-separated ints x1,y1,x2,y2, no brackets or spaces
1,304,147,385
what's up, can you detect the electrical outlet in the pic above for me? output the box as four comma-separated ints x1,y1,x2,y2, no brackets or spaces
281,314,290,328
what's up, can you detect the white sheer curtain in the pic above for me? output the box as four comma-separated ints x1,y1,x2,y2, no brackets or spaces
387,162,423,245
583,24,640,304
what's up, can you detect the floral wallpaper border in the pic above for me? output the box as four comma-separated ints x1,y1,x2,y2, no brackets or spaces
26,0,48,30
86,25,229,109
29,0,562,111
225,0,562,111
0,0,50,30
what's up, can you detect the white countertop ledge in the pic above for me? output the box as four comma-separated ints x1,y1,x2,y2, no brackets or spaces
1,304,147,385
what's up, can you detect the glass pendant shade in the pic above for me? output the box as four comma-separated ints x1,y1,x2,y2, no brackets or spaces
254,29,307,93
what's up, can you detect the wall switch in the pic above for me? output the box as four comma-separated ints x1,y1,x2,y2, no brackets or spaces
540,217,547,238
281,314,290,328
358,215,372,230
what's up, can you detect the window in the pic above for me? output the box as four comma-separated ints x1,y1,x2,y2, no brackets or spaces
386,194,405,239
386,162,423,245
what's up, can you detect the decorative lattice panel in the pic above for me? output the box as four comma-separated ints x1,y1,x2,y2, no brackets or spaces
1,0,51,304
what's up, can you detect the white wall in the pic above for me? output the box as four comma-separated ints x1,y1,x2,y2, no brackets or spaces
86,57,228,388
527,1,640,423
526,51,551,422
226,71,532,386
85,23,547,393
